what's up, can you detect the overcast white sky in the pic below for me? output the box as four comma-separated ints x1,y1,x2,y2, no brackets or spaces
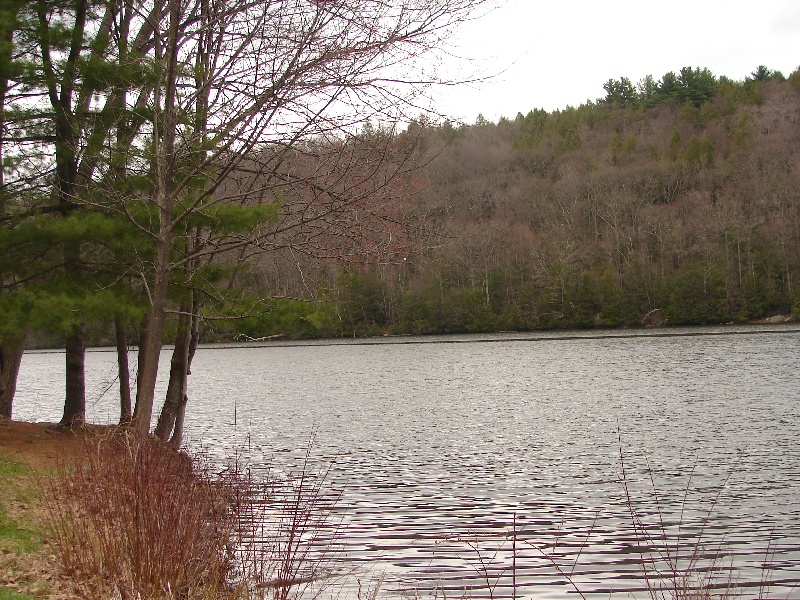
425,0,800,123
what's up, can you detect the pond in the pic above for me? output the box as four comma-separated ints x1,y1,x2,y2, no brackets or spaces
14,325,800,598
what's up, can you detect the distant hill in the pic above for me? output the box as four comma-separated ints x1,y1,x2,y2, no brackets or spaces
227,68,800,339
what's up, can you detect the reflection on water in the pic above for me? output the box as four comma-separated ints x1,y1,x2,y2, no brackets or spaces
14,325,800,598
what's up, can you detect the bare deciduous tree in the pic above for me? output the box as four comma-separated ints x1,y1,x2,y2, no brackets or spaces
74,0,493,435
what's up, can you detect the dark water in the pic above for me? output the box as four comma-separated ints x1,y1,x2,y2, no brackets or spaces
14,325,800,598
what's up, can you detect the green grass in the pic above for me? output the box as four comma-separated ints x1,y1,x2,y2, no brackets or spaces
0,453,47,599
0,517,40,555
0,455,40,555
0,455,26,479
0,590,42,600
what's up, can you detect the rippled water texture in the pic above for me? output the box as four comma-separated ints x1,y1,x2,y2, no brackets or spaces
14,326,800,598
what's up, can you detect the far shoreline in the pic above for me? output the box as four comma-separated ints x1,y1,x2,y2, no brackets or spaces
20,317,800,353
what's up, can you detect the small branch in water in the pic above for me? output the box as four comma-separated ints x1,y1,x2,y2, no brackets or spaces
233,333,287,342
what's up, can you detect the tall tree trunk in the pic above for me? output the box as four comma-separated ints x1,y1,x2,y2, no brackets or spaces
115,316,132,426
131,0,180,436
163,0,211,449
0,334,26,420
154,304,191,441
60,324,85,428
37,0,90,429
168,295,201,448
132,250,171,435
0,3,26,422
169,396,187,448
60,239,86,426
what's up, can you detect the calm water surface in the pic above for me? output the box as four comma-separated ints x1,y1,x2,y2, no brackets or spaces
14,325,800,598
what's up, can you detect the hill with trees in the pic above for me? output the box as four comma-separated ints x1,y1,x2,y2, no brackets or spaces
228,65,800,338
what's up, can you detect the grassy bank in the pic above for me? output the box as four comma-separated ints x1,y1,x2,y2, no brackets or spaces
0,421,83,599
0,449,42,600
0,421,337,600
0,421,240,600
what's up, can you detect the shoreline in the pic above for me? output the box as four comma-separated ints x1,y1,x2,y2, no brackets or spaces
19,319,800,353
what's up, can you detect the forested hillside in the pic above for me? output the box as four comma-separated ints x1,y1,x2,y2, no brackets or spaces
231,66,800,338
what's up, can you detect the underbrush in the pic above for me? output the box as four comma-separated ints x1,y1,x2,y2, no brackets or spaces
41,435,342,600
43,435,236,599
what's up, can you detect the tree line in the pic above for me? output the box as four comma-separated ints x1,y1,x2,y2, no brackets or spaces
602,65,785,109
